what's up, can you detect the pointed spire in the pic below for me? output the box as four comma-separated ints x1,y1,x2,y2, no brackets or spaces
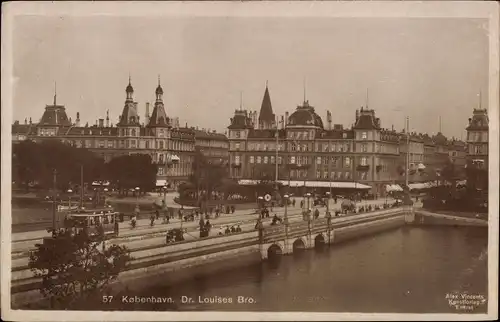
129,72,131,85
303,77,307,104
266,80,268,88
478,89,482,109
439,116,442,133
365,88,369,109
53,81,57,105
158,74,161,86
240,91,243,111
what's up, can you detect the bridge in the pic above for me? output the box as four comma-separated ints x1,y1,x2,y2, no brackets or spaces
412,210,488,227
259,208,410,259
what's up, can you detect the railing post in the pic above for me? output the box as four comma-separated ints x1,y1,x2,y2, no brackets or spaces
326,211,332,245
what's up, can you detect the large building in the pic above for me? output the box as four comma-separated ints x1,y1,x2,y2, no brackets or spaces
466,108,489,169
227,85,467,195
12,78,229,188
227,85,405,196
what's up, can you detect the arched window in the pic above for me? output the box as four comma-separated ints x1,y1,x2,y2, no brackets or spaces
131,129,136,136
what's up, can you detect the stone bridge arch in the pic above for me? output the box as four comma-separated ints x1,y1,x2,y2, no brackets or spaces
292,236,308,252
262,242,284,260
314,233,327,248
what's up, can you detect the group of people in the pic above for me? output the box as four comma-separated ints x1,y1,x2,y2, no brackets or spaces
218,224,242,235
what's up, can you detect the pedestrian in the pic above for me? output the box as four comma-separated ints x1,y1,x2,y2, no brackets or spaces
231,205,235,214
155,209,160,220
236,225,242,232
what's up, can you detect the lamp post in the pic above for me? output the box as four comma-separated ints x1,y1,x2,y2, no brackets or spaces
325,191,332,245
305,192,311,221
67,189,73,211
103,188,108,206
135,187,140,214
283,194,289,240
257,196,264,218
52,169,57,236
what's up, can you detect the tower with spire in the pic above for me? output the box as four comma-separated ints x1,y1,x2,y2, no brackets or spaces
147,75,170,131
117,76,141,138
258,81,276,130
37,81,71,136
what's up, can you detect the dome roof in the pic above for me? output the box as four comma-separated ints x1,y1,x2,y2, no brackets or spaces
156,84,163,95
287,101,323,128
126,82,134,93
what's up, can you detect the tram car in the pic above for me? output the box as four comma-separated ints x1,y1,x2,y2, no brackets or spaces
64,207,119,238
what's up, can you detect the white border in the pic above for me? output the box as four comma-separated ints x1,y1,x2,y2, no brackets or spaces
1,1,499,321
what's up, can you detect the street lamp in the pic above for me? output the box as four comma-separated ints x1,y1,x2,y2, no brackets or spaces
67,189,73,211
257,196,264,218
305,192,311,221
325,191,331,215
135,187,140,213
283,194,289,225
103,188,108,206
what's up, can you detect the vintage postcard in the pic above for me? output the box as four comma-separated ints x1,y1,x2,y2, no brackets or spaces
1,1,498,321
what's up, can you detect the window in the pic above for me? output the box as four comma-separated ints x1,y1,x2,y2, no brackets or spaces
158,167,164,175
271,156,275,164
362,132,367,139
263,144,268,151
315,143,320,152
99,140,105,148
256,143,260,151
342,133,347,139
316,171,321,179
362,144,367,152
302,144,307,152
316,157,321,165
290,156,296,164
278,156,282,164
323,171,328,179
345,172,350,180
131,129,136,137
361,157,367,166
235,131,241,138
159,141,164,149
344,144,350,152
257,156,262,164
264,156,268,164
331,171,335,180
235,143,240,150
291,143,296,151
323,157,328,165
249,156,254,164
235,156,240,164
474,145,481,154
344,157,351,168
360,172,367,180
107,140,113,148
331,143,336,152
323,143,328,152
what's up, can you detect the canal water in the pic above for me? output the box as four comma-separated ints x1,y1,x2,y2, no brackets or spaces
99,226,488,313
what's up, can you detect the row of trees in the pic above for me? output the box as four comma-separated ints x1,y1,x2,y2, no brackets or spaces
12,140,157,194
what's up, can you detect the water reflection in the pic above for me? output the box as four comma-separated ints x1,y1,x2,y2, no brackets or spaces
101,226,487,313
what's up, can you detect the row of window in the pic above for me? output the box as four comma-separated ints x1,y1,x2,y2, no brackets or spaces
467,131,487,143
71,138,193,151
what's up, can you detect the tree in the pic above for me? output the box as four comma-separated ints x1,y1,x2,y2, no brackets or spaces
189,148,228,203
12,140,105,192
29,228,131,309
105,154,157,194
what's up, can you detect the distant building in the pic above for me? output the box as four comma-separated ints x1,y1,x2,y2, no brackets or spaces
466,108,489,170
11,78,228,189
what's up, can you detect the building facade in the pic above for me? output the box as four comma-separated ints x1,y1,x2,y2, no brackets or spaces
12,79,229,188
227,85,404,196
466,108,489,170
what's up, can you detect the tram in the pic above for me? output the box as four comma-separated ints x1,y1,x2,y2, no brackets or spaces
64,207,119,238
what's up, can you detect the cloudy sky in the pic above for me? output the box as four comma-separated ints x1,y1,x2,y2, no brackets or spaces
12,15,489,139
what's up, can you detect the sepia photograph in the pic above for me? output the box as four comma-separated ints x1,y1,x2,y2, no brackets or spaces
1,1,498,321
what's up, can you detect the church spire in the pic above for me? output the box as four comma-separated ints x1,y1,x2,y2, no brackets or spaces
258,82,275,129
53,81,57,105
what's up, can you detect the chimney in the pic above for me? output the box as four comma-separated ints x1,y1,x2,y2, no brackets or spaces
146,102,150,124
106,110,110,127
24,118,27,125
281,115,284,129
75,112,80,127
69,117,72,124
355,109,360,122
327,111,332,130
99,119,104,128
285,112,289,125
29,117,32,125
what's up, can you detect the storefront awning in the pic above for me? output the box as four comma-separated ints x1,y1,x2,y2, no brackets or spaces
408,182,437,190
417,163,426,170
237,180,371,189
386,184,403,192
171,155,180,162
92,181,110,187
156,179,167,187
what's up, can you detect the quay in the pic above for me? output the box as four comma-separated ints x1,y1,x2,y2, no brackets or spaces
10,204,487,308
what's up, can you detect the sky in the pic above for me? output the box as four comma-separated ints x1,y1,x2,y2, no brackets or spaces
12,15,489,139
